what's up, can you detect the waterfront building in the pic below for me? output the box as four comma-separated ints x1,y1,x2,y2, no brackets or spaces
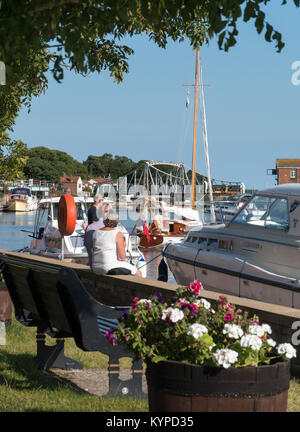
268,159,300,185
59,175,83,196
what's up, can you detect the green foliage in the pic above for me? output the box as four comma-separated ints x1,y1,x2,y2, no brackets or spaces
110,282,296,368
0,132,28,180
0,1,294,127
23,146,88,183
84,153,136,178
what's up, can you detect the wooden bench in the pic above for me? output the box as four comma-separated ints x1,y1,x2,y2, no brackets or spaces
0,252,145,398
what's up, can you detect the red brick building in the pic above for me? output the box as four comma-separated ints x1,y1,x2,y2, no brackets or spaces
59,175,83,195
272,159,300,185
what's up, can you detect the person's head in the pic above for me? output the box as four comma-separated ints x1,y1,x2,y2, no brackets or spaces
94,194,103,206
96,201,111,220
103,209,119,228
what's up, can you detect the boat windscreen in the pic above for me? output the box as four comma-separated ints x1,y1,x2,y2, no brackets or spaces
52,202,85,220
231,195,289,231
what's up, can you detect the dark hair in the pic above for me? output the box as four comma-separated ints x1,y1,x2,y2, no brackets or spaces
103,218,118,228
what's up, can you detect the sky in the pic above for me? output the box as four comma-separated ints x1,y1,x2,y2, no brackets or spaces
10,2,300,191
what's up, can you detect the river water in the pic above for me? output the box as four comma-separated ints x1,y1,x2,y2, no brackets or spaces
0,206,175,283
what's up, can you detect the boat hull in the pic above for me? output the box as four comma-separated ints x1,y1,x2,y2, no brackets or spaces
7,200,29,212
164,242,300,309
138,232,184,249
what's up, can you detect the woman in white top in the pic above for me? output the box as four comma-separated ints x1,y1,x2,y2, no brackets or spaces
92,209,142,277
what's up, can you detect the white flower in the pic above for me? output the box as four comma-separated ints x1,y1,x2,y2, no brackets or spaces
240,334,262,351
261,323,272,334
195,298,214,311
199,298,211,310
277,343,297,359
223,324,244,340
161,307,184,323
248,325,265,338
187,323,208,339
212,349,239,369
209,343,216,351
138,299,152,305
267,338,277,347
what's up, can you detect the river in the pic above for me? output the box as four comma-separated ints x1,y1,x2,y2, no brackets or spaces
0,207,175,283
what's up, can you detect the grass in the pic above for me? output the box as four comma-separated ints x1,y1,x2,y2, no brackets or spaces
0,317,148,412
1,316,300,412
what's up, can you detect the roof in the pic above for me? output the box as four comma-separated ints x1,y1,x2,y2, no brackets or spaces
60,176,81,183
257,183,300,196
276,159,300,168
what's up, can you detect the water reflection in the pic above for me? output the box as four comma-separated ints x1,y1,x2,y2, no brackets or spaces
0,211,37,226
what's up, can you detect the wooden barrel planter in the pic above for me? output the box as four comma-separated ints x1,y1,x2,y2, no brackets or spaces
146,359,290,412
0,281,12,326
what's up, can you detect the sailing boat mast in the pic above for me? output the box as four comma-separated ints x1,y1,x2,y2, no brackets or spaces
191,48,199,208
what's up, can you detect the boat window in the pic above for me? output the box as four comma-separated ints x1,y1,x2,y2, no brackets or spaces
207,238,218,248
218,240,229,249
198,238,207,247
231,195,270,226
77,204,85,221
265,198,289,231
231,195,289,231
53,203,59,220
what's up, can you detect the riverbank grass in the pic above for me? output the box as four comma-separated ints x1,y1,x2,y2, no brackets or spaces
0,316,148,412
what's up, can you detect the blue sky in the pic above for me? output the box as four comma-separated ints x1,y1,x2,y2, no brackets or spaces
11,2,300,190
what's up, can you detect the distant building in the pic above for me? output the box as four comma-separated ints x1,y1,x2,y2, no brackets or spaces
268,159,300,185
59,175,83,195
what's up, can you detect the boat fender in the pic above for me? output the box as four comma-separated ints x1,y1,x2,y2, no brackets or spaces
137,258,147,278
157,258,168,282
58,195,77,236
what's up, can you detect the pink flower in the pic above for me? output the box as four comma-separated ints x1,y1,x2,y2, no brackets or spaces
106,329,117,345
224,312,234,322
181,303,200,316
186,280,203,297
177,298,189,305
131,297,139,311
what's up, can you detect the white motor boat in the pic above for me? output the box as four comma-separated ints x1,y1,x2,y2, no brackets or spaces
163,184,300,308
5,187,38,212
22,196,146,275
200,194,252,223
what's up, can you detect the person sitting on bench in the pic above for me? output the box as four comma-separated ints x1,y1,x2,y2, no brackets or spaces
91,209,142,277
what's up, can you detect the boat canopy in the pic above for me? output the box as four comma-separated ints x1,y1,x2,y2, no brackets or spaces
11,187,31,196
230,184,300,236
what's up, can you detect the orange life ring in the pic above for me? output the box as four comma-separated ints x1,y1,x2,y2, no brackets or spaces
58,195,77,236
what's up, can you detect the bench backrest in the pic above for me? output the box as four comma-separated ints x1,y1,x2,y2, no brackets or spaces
0,254,131,357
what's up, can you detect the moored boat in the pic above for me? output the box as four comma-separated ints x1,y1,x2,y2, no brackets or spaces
163,184,300,308
22,196,146,275
5,187,38,212
134,197,202,249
